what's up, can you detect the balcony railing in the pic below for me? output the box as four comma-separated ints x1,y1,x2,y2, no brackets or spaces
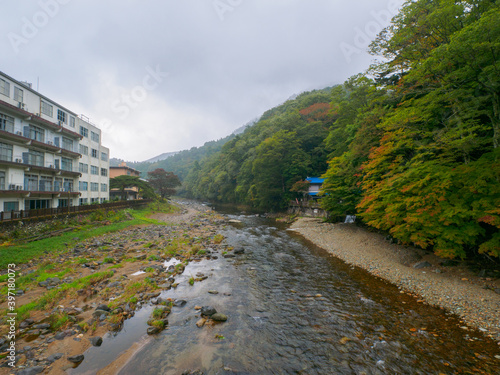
0,126,79,154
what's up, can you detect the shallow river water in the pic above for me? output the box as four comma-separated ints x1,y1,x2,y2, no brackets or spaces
69,213,500,375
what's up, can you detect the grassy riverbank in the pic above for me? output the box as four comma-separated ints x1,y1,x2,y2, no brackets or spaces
0,201,231,373
0,201,178,270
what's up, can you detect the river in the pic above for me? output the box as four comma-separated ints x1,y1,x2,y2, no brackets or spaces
69,212,500,374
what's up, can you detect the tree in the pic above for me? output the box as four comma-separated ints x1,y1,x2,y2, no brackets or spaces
110,175,155,199
147,169,181,198
357,0,500,258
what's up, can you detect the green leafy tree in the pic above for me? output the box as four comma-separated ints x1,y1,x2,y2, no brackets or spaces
357,0,500,258
110,175,155,199
147,169,181,198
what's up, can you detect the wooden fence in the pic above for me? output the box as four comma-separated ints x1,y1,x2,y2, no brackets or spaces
0,199,153,223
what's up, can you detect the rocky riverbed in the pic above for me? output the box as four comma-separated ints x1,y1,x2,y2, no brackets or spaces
290,217,500,344
0,201,236,375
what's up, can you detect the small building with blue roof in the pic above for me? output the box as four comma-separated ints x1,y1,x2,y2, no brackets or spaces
305,177,324,198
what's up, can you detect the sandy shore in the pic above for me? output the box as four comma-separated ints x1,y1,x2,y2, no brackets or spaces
290,217,500,343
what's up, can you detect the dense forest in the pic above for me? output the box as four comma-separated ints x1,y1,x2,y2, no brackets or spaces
180,0,500,259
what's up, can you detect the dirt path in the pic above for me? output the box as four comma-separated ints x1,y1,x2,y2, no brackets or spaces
290,217,500,343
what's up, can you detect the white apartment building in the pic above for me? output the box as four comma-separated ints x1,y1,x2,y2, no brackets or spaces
0,71,109,213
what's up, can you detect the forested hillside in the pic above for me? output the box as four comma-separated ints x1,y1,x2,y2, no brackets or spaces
183,88,333,207
111,136,236,180
182,0,499,259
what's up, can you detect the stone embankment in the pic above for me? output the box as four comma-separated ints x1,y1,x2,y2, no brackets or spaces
290,217,500,344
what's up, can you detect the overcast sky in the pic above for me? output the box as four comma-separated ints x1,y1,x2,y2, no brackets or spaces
1,0,404,161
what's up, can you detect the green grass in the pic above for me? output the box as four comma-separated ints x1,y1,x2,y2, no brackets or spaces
13,271,114,321
107,263,123,269
0,265,74,297
0,204,175,269
50,312,70,330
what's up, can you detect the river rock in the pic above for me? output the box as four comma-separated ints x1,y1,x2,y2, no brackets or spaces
19,318,35,329
96,304,111,312
67,354,84,363
54,332,66,340
413,261,432,269
17,366,45,375
196,318,207,328
173,299,187,307
200,306,217,316
33,323,50,330
89,336,103,346
107,281,121,288
147,326,161,335
46,353,64,363
234,248,245,254
93,309,110,317
211,313,228,322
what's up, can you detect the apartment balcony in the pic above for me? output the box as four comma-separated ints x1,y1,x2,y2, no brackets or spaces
0,100,82,140
0,183,80,197
0,157,81,178
0,129,81,159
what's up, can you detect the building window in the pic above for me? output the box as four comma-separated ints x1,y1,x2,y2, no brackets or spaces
0,171,5,190
41,101,53,117
24,125,45,142
101,152,108,161
63,178,73,192
79,126,88,137
62,137,73,152
69,116,75,128
4,202,19,212
100,198,105,203
91,131,100,143
24,174,38,191
54,178,62,191
79,144,88,155
61,157,72,172
101,168,108,177
0,143,13,162
91,198,99,203
91,182,99,191
23,150,44,167
101,183,107,192
57,109,67,124
14,87,23,102
79,181,88,191
39,176,53,192
25,199,51,210
0,79,10,97
91,148,98,158
0,113,15,133
90,165,98,175
79,198,88,205
79,163,88,174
